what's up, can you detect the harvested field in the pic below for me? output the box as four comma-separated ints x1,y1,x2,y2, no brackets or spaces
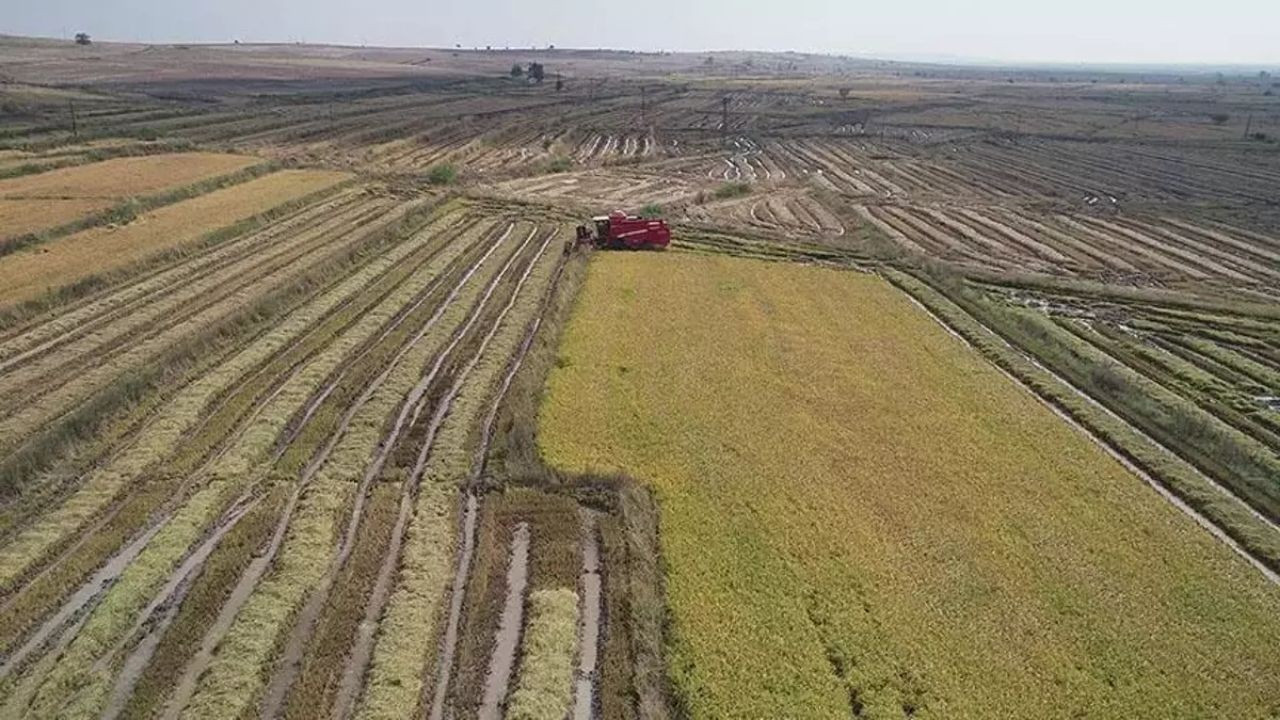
0,169,350,308
540,252,1280,717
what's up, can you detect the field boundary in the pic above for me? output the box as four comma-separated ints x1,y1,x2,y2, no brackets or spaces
884,267,1280,582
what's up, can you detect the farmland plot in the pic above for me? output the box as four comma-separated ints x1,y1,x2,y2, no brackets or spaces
0,152,262,242
0,169,349,308
540,253,1280,718
0,183,605,720
0,152,258,200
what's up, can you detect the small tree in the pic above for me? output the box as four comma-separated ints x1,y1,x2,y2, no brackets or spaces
1210,113,1231,125
528,62,545,83
510,63,524,78
74,32,91,45
838,87,850,99
555,75,564,92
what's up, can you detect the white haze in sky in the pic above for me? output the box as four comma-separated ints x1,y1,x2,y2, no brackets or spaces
5,0,1278,66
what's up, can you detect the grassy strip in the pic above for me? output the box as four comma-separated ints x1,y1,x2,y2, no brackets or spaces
0,195,406,563
0,371,152,505
506,588,579,720
0,189,365,512
596,513,634,720
0,202,448,656
15,212,455,716
0,160,278,257
0,192,374,485
883,268,1280,573
1178,335,1280,392
450,490,581,717
968,267,1280,322
269,212,484,479
0,177,355,332
615,483,669,720
118,483,289,719
1067,320,1280,450
357,230,566,720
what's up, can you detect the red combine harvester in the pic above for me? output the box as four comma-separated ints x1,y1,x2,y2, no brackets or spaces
575,210,671,250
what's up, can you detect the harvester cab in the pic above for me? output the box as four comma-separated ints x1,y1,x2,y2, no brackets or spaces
574,210,671,251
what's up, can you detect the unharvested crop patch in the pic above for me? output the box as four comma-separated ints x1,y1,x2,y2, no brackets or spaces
0,169,349,308
539,252,1280,718
0,152,257,201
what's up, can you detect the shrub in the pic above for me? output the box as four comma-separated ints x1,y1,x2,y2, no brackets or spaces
544,156,572,173
712,181,751,200
638,203,663,219
426,163,458,185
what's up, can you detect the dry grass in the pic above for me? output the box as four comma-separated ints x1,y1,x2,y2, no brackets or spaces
0,169,349,308
0,152,257,199
540,252,1280,718
506,588,579,720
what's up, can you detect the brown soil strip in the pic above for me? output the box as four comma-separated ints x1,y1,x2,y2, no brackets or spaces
478,521,530,720
0,200,394,413
425,492,483,720
0,509,166,680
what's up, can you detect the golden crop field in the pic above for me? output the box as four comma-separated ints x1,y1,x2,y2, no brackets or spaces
539,253,1280,718
0,152,258,199
0,198,115,238
0,168,349,308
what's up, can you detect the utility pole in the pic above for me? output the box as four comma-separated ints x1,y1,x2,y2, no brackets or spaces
68,100,78,138
1243,113,1254,140
641,85,647,128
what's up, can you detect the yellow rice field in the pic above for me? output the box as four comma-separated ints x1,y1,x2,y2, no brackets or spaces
0,169,349,308
0,152,259,200
0,198,115,239
539,253,1280,718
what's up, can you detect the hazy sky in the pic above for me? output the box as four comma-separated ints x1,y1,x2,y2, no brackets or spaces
5,0,1279,66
